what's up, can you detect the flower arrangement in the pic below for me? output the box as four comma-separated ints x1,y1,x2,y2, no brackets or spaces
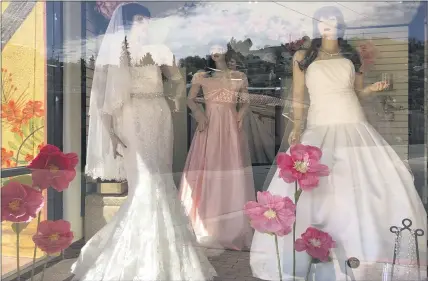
284,38,306,53
357,40,379,73
245,192,296,281
95,1,126,19
245,144,333,281
1,144,78,281
1,68,45,168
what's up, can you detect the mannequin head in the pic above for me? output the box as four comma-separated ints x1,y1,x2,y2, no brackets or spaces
227,58,237,70
313,6,345,40
298,6,361,72
122,3,151,29
204,44,228,74
210,44,227,67
226,50,240,71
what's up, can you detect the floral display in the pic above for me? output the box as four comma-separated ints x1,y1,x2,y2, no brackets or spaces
95,1,126,19
276,144,330,191
244,191,296,281
1,68,45,168
1,181,44,223
295,227,336,262
32,220,74,255
357,40,378,73
246,144,332,280
1,144,78,281
28,144,79,191
244,191,296,236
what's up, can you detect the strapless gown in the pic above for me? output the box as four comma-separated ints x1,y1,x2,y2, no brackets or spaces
250,58,427,281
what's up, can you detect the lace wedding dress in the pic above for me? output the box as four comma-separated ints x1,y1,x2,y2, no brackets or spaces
71,59,216,280
250,58,427,281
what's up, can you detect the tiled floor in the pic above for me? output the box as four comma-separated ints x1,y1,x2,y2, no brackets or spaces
25,241,262,281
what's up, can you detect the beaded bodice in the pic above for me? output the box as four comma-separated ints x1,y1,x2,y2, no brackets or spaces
192,71,248,104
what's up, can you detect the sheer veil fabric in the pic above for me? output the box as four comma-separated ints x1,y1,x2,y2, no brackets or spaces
85,2,131,181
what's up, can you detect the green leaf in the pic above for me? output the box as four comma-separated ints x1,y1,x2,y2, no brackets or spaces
25,137,35,148
22,141,34,152
28,118,35,130
14,133,22,142
8,141,18,151
7,141,18,151
21,123,30,138
11,222,30,234
35,117,43,128
2,175,33,187
33,134,43,144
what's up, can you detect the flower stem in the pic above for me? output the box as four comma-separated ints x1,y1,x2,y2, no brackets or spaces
274,234,283,281
16,125,44,163
293,181,300,281
40,255,49,281
16,229,21,281
30,211,42,281
305,258,313,281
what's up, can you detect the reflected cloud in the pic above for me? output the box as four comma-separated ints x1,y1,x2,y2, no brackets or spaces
62,1,420,63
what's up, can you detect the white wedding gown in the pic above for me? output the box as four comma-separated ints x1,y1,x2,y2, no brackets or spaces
250,58,427,281
71,64,216,281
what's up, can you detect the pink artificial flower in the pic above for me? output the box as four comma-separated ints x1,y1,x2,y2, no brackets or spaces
1,181,44,223
295,227,336,262
277,144,330,191
244,191,296,236
95,1,125,19
27,144,79,191
357,40,378,72
32,220,74,255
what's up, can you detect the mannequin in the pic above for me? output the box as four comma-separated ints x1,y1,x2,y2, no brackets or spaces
250,6,427,281
179,44,256,254
74,3,216,280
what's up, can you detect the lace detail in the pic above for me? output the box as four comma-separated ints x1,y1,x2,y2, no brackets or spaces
193,71,249,104
73,68,216,280
204,89,240,103
130,66,164,94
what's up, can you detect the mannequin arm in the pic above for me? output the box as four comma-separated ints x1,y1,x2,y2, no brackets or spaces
291,50,306,133
237,73,250,121
187,73,206,121
161,65,185,110
355,73,389,98
354,73,371,98
101,113,114,136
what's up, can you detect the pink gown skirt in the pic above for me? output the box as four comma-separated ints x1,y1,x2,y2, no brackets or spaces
179,102,256,252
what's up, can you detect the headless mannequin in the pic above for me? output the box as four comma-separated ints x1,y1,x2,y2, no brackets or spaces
104,15,184,158
288,17,389,145
187,46,249,132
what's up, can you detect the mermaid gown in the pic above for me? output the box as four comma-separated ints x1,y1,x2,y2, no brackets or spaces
71,62,216,281
250,58,427,281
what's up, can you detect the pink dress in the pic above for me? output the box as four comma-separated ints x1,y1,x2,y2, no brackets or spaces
179,71,256,252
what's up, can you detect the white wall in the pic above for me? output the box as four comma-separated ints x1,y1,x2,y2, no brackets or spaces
63,1,83,241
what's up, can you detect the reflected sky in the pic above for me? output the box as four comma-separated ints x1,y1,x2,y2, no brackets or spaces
62,1,422,63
